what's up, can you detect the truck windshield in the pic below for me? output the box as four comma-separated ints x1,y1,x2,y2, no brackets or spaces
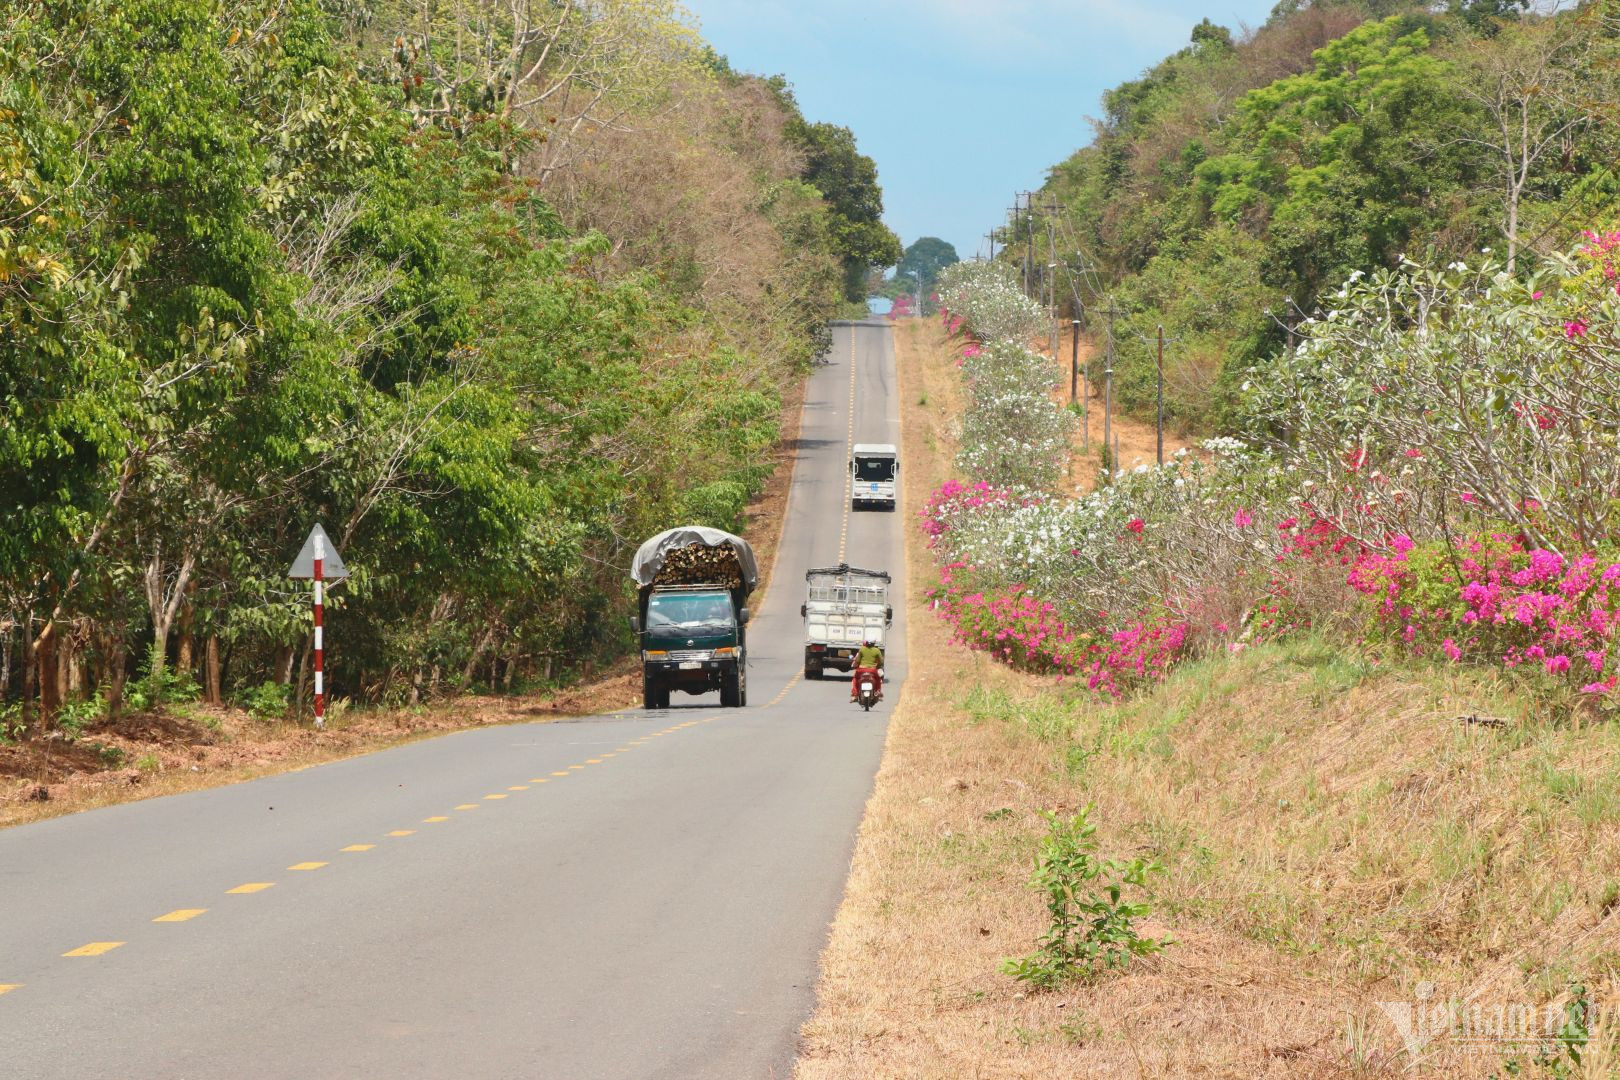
647,593,733,628
854,457,895,481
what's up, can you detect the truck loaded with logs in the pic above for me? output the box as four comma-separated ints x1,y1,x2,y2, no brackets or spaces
629,527,758,709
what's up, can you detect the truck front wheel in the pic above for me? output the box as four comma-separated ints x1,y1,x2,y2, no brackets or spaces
720,666,742,708
643,674,667,710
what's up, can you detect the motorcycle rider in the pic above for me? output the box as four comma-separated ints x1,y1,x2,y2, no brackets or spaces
850,638,885,702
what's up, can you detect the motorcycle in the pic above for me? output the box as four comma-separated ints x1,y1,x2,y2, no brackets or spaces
852,666,883,711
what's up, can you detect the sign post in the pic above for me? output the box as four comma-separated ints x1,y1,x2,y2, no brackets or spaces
287,524,348,729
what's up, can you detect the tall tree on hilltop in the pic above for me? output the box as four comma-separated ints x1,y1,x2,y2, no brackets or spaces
896,237,959,311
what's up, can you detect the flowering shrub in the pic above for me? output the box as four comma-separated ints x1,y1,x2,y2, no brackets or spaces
1250,239,1620,551
936,260,1045,344
925,229,1620,709
955,340,1074,491
1348,534,1620,696
932,559,1192,697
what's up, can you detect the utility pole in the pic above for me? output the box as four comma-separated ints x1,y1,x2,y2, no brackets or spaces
1156,324,1165,466
1020,192,1032,297
1069,319,1080,406
1101,302,1118,479
1045,198,1058,374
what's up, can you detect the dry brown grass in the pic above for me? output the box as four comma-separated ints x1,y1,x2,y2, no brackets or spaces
796,318,1620,1078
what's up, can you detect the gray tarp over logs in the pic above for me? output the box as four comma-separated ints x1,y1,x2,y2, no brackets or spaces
629,526,760,594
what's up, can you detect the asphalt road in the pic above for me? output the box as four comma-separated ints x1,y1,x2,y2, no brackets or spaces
0,319,905,1079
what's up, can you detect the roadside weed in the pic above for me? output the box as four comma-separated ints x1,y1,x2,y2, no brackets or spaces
1001,806,1171,988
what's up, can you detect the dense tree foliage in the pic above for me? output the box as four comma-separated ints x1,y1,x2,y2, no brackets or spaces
763,80,902,301
1002,0,1620,430
894,237,959,312
0,0,888,728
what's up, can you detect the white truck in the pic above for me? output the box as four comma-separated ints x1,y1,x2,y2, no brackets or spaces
850,443,898,510
801,564,892,680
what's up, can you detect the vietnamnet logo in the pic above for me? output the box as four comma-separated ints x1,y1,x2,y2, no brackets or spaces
1374,982,1599,1063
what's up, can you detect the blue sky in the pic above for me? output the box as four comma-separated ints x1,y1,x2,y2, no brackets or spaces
685,0,1282,264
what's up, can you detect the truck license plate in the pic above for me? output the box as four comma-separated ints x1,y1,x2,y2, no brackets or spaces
678,660,701,670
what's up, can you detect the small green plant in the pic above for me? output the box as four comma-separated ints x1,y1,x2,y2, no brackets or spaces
1058,1016,1101,1044
237,681,291,720
1497,983,1593,1078
135,754,160,773
1001,806,1171,988
983,807,1015,822
89,741,125,767
918,391,929,406
1096,442,1115,486
0,702,24,744
54,693,107,740
1064,740,1100,776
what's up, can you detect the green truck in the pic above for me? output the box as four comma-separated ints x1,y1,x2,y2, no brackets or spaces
629,526,759,710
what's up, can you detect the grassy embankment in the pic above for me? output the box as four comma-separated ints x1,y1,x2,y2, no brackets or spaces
797,317,1620,1078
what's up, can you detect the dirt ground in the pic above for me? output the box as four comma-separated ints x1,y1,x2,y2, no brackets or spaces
1038,323,1198,494
0,366,809,830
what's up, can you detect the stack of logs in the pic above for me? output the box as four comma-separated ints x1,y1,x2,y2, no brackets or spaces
653,544,744,591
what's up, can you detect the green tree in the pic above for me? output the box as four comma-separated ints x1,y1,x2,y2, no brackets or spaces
787,115,901,299
895,237,960,309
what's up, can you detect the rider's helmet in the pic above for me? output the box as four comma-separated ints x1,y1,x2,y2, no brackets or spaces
863,638,875,647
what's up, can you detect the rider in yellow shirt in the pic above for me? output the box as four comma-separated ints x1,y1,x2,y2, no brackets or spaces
850,639,884,701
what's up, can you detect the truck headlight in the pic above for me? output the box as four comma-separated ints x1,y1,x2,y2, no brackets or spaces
712,647,736,657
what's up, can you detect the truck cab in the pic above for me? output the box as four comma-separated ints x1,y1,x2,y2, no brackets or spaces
637,585,747,709
850,443,898,510
629,526,759,711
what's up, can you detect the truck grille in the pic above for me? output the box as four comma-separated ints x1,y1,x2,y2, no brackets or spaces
667,650,710,661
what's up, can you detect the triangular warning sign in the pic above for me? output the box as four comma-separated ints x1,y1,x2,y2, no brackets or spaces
287,523,349,580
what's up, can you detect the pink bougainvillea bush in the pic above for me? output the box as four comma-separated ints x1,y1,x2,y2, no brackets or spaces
1346,534,1620,696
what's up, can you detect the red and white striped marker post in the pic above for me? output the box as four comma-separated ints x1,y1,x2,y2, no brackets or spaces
287,523,346,730
312,532,325,729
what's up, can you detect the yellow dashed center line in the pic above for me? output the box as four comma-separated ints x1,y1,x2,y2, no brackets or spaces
839,327,856,563
63,942,124,957
768,671,804,707
0,984,20,996
23,693,745,990
423,816,449,823
153,909,207,923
